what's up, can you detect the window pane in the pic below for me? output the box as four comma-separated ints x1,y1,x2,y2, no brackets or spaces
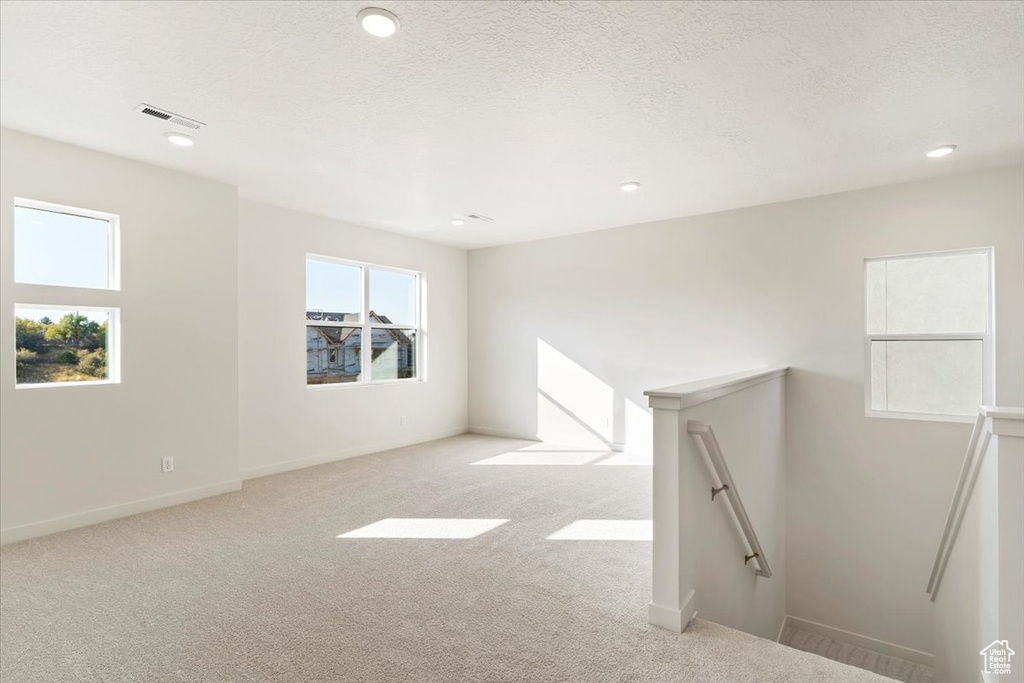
370,328,416,380
306,259,361,322
369,269,416,326
866,252,989,334
865,260,888,334
870,340,982,416
15,206,110,289
307,326,361,384
15,307,110,385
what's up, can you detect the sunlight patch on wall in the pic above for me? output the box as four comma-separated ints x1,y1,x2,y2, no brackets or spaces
337,518,509,539
536,391,613,449
537,339,615,447
546,519,653,541
534,339,655,457
624,397,652,453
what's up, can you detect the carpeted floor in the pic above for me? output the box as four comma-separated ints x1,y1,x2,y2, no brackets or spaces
779,625,933,683
1,434,893,682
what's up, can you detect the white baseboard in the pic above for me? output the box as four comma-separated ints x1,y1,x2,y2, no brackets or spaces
0,479,242,546
0,431,935,676
649,603,684,632
775,614,788,643
648,589,697,633
467,426,541,441
3,431,472,545
241,428,469,480
781,615,934,667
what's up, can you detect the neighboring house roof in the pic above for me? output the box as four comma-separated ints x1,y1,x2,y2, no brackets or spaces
313,326,358,345
306,310,358,322
370,313,411,344
307,311,412,345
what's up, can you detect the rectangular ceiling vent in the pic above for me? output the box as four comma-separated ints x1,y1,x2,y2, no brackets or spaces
467,213,494,223
135,104,205,130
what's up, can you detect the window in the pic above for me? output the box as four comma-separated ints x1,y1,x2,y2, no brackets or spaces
13,199,121,387
15,306,118,385
306,255,421,386
15,200,118,290
865,248,992,422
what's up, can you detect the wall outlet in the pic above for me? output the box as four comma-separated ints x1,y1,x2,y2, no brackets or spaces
400,415,406,427
161,457,174,473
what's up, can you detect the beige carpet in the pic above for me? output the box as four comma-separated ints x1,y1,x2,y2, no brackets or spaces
779,625,933,683
1,434,892,682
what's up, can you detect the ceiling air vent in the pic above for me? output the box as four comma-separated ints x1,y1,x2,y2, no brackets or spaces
135,104,205,130
467,213,494,223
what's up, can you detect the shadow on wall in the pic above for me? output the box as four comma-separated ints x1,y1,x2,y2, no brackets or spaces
536,339,652,464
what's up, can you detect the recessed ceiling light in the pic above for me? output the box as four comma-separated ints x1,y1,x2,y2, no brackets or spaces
620,181,641,192
450,218,465,227
164,132,195,147
358,7,399,37
926,145,957,158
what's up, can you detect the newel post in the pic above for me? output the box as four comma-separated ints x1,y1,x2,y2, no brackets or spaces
648,395,699,632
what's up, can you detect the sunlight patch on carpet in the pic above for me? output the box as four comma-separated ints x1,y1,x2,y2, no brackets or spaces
471,451,609,466
546,519,652,541
337,518,510,539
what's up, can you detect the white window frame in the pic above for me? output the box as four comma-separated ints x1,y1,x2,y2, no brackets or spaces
12,198,122,389
863,247,994,423
305,254,424,388
14,197,121,291
13,304,121,389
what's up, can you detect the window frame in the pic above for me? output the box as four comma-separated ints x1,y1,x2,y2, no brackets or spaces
863,247,994,423
305,254,424,388
14,197,121,291
12,198,122,390
14,304,121,389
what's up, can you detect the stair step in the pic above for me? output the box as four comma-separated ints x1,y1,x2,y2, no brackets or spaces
687,618,897,682
778,626,934,683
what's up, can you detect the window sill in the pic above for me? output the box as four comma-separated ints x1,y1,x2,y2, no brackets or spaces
13,281,121,293
306,378,425,390
864,409,976,424
16,379,118,390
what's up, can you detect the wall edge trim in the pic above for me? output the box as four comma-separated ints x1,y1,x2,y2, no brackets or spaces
241,427,469,480
1,479,242,545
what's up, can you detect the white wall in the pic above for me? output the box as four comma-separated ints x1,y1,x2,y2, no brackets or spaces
933,424,1024,683
467,165,1024,654
0,128,240,542
237,200,468,478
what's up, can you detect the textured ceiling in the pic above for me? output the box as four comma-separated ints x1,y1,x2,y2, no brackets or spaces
1,1,1022,248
